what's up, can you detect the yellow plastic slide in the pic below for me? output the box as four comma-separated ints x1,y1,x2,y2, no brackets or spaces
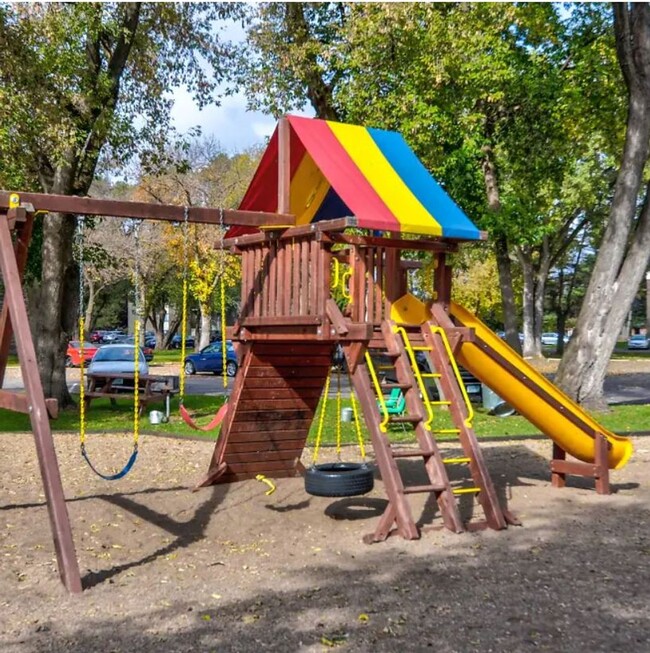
450,302,633,470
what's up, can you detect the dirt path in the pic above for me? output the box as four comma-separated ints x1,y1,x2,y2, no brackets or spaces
1,432,649,652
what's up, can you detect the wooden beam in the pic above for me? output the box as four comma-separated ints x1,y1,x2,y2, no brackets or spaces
0,217,82,593
0,190,294,227
0,390,58,419
278,118,291,214
331,233,459,252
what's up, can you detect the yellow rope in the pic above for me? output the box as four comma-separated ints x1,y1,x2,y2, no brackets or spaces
349,381,366,460
220,272,227,388
336,366,342,459
312,370,331,464
133,318,140,446
179,275,188,401
78,316,86,447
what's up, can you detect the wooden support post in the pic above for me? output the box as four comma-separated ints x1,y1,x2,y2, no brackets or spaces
278,117,291,215
550,432,610,495
0,208,35,386
0,215,82,593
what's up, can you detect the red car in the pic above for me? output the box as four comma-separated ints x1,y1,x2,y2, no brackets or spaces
66,341,98,367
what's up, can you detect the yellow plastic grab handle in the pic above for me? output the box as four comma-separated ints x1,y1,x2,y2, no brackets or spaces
255,474,276,496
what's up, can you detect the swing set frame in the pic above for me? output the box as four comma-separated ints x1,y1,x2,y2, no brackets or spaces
0,190,292,593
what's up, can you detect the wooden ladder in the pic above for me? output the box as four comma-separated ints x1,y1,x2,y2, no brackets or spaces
347,319,508,542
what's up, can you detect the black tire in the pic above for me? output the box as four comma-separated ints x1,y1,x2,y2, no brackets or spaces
225,360,238,377
184,360,196,375
65,356,74,368
305,462,374,498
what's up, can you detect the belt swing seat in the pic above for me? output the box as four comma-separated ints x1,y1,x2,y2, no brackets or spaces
77,218,142,481
177,206,230,432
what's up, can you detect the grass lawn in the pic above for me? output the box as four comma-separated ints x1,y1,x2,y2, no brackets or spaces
0,395,647,448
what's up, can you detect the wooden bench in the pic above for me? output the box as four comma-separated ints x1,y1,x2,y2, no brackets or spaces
85,372,179,417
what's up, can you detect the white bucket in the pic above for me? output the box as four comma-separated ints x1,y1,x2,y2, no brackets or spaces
149,410,167,425
341,407,354,422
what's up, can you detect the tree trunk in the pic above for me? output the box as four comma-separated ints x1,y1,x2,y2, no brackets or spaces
481,140,522,354
494,235,521,354
83,274,97,338
36,211,78,406
199,303,212,350
555,5,650,409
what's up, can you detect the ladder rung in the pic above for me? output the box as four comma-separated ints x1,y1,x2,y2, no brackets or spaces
388,415,421,423
391,448,436,459
430,400,451,406
452,487,481,495
443,457,471,465
381,382,412,390
431,428,461,434
403,484,446,495
420,373,441,378
376,365,395,371
411,346,431,351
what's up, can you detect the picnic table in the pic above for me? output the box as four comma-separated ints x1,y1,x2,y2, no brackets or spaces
84,372,179,417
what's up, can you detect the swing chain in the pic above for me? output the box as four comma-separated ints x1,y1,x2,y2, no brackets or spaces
179,206,190,402
219,207,227,389
76,216,87,449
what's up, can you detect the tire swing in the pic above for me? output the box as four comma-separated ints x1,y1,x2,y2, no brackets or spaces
305,365,374,498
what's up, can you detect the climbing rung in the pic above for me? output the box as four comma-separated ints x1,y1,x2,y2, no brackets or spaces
388,415,421,424
376,365,395,371
443,457,471,465
403,484,446,495
411,346,431,351
430,400,451,406
391,448,436,459
381,382,412,390
420,373,441,378
452,487,481,495
431,428,461,434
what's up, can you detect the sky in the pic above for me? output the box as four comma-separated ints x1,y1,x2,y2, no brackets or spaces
169,87,278,153
168,18,313,153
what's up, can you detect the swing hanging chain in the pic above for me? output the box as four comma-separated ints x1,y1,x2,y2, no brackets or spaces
336,364,342,460
132,220,142,451
179,206,190,403
219,207,227,389
312,369,332,464
77,216,87,451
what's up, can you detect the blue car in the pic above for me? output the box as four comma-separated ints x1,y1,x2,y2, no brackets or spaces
183,340,238,377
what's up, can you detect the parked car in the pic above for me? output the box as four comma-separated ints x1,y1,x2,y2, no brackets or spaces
541,332,569,346
113,335,155,361
66,341,98,367
89,330,105,344
101,330,126,344
171,334,195,350
627,334,650,350
183,340,238,377
88,344,148,375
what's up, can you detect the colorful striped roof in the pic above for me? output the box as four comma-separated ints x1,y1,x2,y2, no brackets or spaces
235,115,481,240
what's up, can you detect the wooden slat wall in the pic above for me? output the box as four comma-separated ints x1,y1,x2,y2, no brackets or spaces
214,342,333,483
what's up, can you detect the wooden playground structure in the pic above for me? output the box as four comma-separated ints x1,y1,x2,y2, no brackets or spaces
0,116,630,593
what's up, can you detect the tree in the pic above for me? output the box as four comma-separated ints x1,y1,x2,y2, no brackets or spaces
555,3,650,410
237,3,624,360
0,2,237,405
135,143,257,350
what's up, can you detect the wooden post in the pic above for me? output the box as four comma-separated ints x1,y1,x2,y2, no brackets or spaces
278,117,291,215
550,433,611,495
0,214,82,593
0,209,35,386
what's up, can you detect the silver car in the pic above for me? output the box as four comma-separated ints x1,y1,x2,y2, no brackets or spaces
627,334,650,350
88,344,149,376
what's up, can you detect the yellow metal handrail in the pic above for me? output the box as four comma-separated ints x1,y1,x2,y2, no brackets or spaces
428,325,474,428
393,326,435,431
365,352,390,433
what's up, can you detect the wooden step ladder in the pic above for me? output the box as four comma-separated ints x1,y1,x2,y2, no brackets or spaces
347,319,509,542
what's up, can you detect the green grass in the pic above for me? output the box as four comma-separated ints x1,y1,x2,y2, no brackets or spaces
0,396,647,449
